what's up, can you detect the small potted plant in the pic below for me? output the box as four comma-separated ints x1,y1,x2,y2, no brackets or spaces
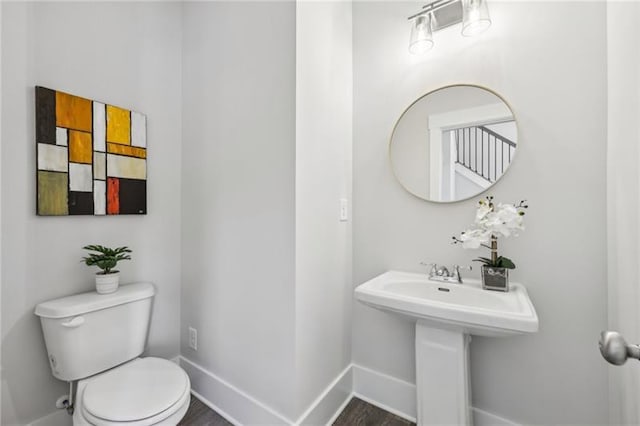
453,196,528,291
82,244,132,294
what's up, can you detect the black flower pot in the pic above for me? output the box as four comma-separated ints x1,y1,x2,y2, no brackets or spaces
481,265,509,292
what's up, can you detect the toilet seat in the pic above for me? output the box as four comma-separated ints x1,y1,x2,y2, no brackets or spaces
78,357,190,426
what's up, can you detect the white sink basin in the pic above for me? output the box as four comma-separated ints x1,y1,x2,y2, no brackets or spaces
355,270,538,336
355,270,539,425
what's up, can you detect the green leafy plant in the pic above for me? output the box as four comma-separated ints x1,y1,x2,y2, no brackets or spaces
472,256,516,269
82,245,132,275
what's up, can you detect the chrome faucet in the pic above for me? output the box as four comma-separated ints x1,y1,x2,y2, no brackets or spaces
420,262,471,284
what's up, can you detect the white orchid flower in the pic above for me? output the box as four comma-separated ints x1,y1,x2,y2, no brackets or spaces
493,203,524,237
459,228,491,249
469,203,523,238
453,197,527,264
474,202,492,224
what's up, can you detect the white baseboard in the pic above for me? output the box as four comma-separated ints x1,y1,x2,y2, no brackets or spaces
179,355,353,426
325,392,355,425
352,364,417,422
28,358,519,426
293,364,353,425
472,407,520,426
178,356,293,425
28,409,71,426
189,388,243,426
352,363,520,426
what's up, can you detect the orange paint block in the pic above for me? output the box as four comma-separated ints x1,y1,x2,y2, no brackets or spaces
107,177,120,215
56,91,92,132
69,131,93,164
107,143,146,159
106,105,131,145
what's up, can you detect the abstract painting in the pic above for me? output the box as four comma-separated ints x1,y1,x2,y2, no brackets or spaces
35,87,147,215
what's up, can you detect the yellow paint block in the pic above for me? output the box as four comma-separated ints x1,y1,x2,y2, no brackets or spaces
107,143,146,159
69,131,93,164
56,91,92,132
106,105,131,145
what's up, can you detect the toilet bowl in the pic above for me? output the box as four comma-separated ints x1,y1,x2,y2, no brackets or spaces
35,283,191,426
73,357,190,426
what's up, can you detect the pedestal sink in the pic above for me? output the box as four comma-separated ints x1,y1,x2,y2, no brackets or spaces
355,270,538,425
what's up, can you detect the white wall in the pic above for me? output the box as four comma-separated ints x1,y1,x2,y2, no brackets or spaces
353,2,608,424
180,2,298,419
181,2,354,421
1,3,183,424
295,0,353,415
606,2,640,424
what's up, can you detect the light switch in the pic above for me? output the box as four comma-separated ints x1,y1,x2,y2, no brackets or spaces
340,198,348,222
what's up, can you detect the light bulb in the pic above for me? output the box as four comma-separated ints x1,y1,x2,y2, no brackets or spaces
409,14,434,55
462,0,491,37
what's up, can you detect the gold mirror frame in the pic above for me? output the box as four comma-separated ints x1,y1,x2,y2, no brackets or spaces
389,84,520,203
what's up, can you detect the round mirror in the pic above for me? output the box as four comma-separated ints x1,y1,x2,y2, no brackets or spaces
390,85,518,203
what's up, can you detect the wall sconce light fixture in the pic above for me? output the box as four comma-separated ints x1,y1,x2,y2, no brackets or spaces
409,14,434,54
408,0,492,54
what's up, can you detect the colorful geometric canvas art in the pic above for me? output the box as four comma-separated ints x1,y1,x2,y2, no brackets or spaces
35,87,147,216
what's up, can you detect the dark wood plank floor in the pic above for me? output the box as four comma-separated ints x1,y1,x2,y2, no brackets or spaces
332,398,415,426
178,396,233,426
179,395,413,426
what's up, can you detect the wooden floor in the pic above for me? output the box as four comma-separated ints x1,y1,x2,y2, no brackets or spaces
332,398,414,426
178,396,233,426
178,395,413,426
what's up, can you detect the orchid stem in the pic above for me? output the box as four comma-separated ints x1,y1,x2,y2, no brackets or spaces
490,236,498,264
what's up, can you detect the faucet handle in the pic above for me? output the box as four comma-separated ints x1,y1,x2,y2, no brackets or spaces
420,262,438,276
451,265,472,283
452,264,472,272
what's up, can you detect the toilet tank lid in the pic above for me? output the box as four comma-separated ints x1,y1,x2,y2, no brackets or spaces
34,282,155,319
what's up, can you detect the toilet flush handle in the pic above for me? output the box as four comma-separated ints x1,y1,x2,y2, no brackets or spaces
61,316,85,328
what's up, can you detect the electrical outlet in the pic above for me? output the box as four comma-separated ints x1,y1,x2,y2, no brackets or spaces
188,327,197,351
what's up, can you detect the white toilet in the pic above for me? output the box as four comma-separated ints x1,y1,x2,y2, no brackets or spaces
35,282,191,425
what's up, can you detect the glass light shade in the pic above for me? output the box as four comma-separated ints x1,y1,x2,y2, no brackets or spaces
409,15,434,55
462,0,491,37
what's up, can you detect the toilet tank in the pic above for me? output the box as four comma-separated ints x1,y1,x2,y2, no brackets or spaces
34,282,155,381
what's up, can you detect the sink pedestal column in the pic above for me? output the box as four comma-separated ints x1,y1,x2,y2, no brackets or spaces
415,321,472,425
